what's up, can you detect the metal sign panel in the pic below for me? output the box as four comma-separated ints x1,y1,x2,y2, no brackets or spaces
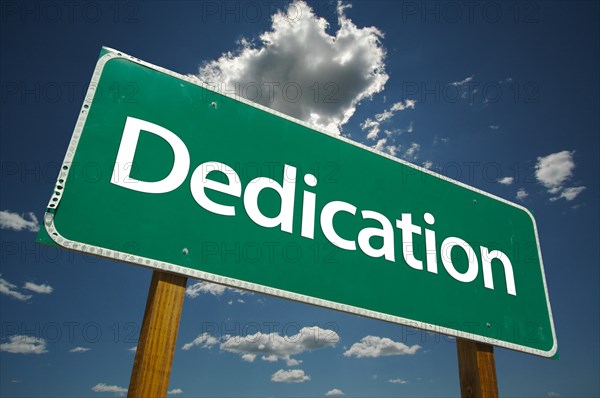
38,47,557,357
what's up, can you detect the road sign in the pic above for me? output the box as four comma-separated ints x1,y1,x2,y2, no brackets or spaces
38,47,557,357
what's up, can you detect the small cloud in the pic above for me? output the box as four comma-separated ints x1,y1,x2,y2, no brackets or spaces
362,118,381,140
489,125,500,130
128,346,137,353
219,326,338,364
241,353,256,362
23,282,53,294
385,145,398,156
433,136,449,145
271,369,310,383
550,186,586,202
185,282,227,297
91,383,127,396
343,336,420,358
535,150,576,193
547,392,560,397
450,75,474,86
0,276,32,301
69,347,91,353
185,281,250,298
375,99,416,122
0,335,47,354
168,388,183,395
373,137,387,152
389,378,408,384
365,100,415,140
0,210,39,232
325,388,345,396
422,160,433,170
497,176,514,185
11,380,22,383
404,143,420,160
516,188,529,201
372,138,397,157
181,333,219,351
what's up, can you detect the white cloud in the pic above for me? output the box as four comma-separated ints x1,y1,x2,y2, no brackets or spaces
91,383,127,396
0,276,32,301
213,326,338,364
343,336,420,358
374,110,393,123
422,160,433,170
375,99,416,122
373,137,387,152
23,282,53,294
550,186,586,202
128,346,137,353
185,281,250,298
385,145,398,156
69,346,91,353
271,369,310,383
516,189,529,201
0,335,47,354
361,118,381,140
198,0,388,134
489,125,500,130
389,378,408,384
325,388,345,396
404,142,420,160
241,353,256,362
535,150,575,192
168,388,183,395
286,357,302,366
0,210,39,232
364,100,415,140
181,333,219,351
450,75,474,86
185,282,227,297
371,138,401,157
498,176,514,185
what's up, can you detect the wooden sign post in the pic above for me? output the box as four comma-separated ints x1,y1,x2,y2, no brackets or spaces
128,271,187,398
457,338,499,398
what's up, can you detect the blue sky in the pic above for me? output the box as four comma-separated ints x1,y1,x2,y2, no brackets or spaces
1,1,598,397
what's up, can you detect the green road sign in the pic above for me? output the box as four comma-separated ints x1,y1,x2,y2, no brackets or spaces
38,47,557,357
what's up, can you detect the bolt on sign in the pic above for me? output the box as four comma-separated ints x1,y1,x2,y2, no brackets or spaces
38,47,557,357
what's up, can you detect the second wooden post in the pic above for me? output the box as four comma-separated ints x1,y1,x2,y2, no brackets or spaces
456,337,499,398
